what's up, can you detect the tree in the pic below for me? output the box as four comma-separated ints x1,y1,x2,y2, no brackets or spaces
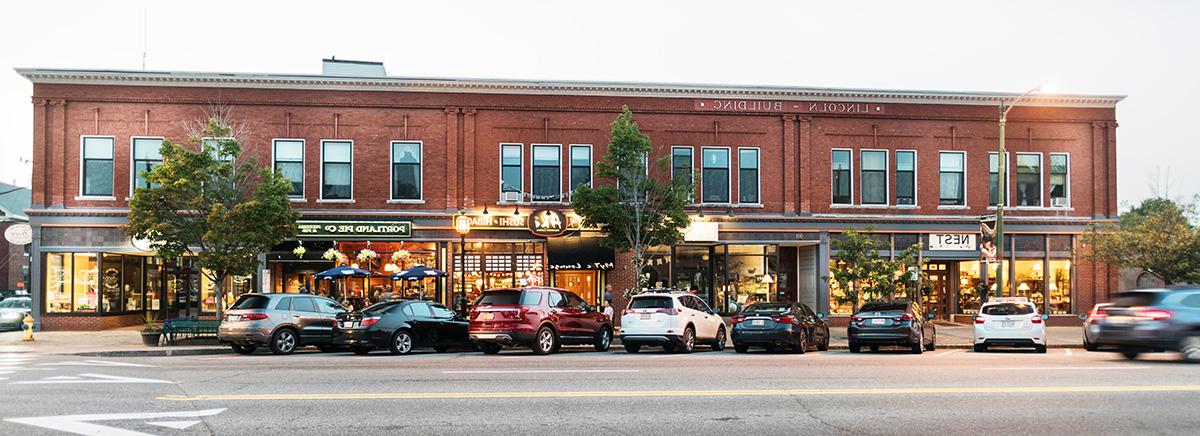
571,106,692,296
1082,197,1200,285
827,229,925,313
126,114,300,318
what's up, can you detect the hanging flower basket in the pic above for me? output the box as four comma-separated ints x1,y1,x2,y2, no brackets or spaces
323,248,347,264
357,249,378,262
293,245,307,257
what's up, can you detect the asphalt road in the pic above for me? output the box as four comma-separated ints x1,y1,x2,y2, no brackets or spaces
2,343,1199,435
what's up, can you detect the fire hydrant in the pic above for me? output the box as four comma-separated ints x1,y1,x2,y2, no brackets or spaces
21,313,34,341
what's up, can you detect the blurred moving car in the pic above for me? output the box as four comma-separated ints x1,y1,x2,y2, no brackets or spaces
848,300,936,354
620,292,726,353
0,296,31,331
973,297,1047,353
337,300,472,355
469,287,613,355
731,302,829,353
1082,303,1113,351
1091,287,1200,362
217,293,347,355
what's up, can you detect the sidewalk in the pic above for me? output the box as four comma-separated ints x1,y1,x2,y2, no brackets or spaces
0,326,230,357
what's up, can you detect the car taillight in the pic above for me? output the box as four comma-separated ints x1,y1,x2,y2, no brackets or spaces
893,314,914,321
1090,308,1108,324
655,308,680,315
771,315,795,324
1030,316,1043,324
510,307,531,319
730,315,746,324
974,316,985,324
623,309,636,315
851,315,863,322
241,313,267,321
360,317,381,327
1136,309,1173,321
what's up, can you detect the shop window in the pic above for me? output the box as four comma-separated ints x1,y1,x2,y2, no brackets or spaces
673,245,712,295
701,148,730,204
531,144,562,202
132,137,164,191
894,233,919,251
320,140,353,200
45,253,72,313
72,253,99,313
81,136,114,197
672,147,694,185
896,151,915,205
146,257,163,311
724,245,776,313
831,149,852,205
123,255,144,311
101,254,123,313
500,144,522,197
988,152,1009,206
939,152,965,206
1049,153,1069,207
1015,153,1042,207
957,261,984,314
569,145,592,191
391,141,422,200
1048,235,1072,252
1014,234,1044,252
1014,260,1045,308
273,139,304,198
983,260,1011,296
738,148,760,204
1048,260,1072,314
860,150,887,205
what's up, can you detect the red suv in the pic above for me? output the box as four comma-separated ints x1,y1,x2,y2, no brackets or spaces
468,287,613,355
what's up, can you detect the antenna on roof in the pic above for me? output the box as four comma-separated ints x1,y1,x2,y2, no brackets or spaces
141,8,148,70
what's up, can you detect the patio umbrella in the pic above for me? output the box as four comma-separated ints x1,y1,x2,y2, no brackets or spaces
315,265,372,279
390,265,448,281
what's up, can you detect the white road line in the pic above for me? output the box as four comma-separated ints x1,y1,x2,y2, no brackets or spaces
36,360,155,368
6,408,225,436
933,349,963,357
980,366,1147,371
1065,349,1074,356
14,373,174,385
442,369,639,374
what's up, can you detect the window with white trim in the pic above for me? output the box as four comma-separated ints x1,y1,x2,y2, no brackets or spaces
391,141,422,200
569,145,591,190
939,152,965,206
1015,153,1041,207
1049,153,1069,206
500,144,522,196
896,151,915,205
701,148,730,203
202,137,234,162
81,136,113,197
132,137,164,191
273,140,304,198
831,149,852,205
738,148,759,204
321,140,352,200
860,150,887,205
531,144,561,202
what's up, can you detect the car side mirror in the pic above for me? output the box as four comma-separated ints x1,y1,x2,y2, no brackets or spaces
1042,314,1050,320
816,312,825,319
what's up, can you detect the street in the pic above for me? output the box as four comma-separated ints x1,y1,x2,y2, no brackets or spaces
3,344,1199,435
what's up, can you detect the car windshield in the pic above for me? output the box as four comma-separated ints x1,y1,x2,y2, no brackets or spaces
629,296,674,309
859,302,908,313
743,303,790,314
982,303,1035,315
476,291,521,306
230,295,271,310
1112,292,1161,307
0,298,29,309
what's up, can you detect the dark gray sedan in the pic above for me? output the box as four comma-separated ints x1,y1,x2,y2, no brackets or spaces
1092,287,1200,362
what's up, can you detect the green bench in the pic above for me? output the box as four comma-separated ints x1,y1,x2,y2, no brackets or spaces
162,318,221,344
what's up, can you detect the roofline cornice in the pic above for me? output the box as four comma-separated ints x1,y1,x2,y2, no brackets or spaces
15,68,1125,109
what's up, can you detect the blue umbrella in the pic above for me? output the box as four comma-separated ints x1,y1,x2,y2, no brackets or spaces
315,265,372,280
390,265,448,281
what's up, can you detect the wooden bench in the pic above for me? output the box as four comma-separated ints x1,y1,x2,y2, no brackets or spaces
162,318,221,344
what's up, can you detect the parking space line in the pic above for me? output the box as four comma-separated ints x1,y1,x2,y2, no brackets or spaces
933,350,963,358
1065,349,1073,356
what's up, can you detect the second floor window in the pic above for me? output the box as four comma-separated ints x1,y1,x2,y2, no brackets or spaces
832,149,851,205
738,148,759,204
861,150,887,205
896,151,915,205
532,145,561,202
321,140,352,200
569,145,591,191
81,136,113,197
939,152,965,206
672,147,694,185
501,144,522,196
701,148,730,203
1049,153,1069,206
391,141,422,200
273,139,304,198
132,137,164,191
1015,153,1042,207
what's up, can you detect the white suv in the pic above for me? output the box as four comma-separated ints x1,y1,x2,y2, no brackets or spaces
620,292,727,353
973,297,1047,353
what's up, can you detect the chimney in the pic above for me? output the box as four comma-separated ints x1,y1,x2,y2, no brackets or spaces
321,57,386,77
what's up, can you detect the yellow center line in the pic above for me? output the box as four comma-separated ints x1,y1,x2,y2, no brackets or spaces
158,385,1200,402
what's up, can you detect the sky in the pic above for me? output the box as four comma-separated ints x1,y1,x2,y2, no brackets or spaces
1,0,1197,206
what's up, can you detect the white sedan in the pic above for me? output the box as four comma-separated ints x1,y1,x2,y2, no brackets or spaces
973,297,1047,353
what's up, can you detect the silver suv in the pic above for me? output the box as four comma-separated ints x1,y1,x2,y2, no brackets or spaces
218,293,347,355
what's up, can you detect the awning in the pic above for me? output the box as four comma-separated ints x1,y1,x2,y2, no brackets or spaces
546,237,615,271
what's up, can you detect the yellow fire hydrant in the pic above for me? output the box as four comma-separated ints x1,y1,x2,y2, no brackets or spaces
21,313,34,341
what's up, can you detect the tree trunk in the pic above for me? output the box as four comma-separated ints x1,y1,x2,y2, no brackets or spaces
211,272,226,321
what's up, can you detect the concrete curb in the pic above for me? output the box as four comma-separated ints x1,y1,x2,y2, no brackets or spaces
66,348,233,357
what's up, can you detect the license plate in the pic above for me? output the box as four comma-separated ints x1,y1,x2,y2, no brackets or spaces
1001,321,1016,328
226,315,240,322
639,314,651,320
751,319,765,326
1107,316,1133,325
340,321,356,329
481,312,494,320
870,318,886,325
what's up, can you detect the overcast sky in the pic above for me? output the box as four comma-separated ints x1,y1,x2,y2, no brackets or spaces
2,0,1196,206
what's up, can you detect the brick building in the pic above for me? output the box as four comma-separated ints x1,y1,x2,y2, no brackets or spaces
0,182,32,296
17,63,1121,330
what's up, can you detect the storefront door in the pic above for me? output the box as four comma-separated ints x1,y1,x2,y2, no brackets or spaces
554,270,598,305
921,262,952,319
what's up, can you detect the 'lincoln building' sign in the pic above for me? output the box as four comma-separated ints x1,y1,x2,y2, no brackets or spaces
695,99,885,114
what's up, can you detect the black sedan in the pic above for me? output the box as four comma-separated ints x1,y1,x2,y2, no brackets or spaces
731,302,830,353
336,300,473,355
848,300,936,354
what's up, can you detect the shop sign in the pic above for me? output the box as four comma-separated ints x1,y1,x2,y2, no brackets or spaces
297,220,412,238
694,99,886,114
929,233,976,251
461,211,592,234
548,262,615,271
683,221,719,242
4,223,32,245
528,209,568,237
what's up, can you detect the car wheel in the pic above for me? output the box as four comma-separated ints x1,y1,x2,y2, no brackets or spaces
624,344,641,353
765,345,776,353
734,344,749,353
926,331,937,351
532,326,557,355
792,333,807,354
678,326,695,354
317,345,337,353
663,343,677,352
712,327,727,351
1035,344,1047,354
389,330,414,355
911,331,924,354
1121,349,1140,360
869,345,879,352
480,343,503,355
817,334,830,352
1180,336,1200,363
352,346,372,355
849,342,861,353
269,329,297,355
1083,339,1098,352
434,347,450,353
231,344,256,355
973,344,987,353
594,327,612,352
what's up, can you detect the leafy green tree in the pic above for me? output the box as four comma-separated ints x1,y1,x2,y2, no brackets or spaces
126,116,300,318
571,106,692,295
1082,197,1200,285
827,229,925,313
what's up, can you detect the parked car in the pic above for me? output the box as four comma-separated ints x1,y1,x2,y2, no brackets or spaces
1091,287,1200,362
0,296,32,331
469,287,613,355
217,293,347,355
731,302,829,353
1082,303,1113,351
848,300,936,354
337,299,472,355
620,292,727,353
973,297,1047,353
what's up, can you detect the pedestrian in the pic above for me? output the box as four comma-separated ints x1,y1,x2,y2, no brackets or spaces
602,284,615,319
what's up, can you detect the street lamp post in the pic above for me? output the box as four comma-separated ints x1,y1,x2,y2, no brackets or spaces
995,82,1051,299
454,213,472,315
